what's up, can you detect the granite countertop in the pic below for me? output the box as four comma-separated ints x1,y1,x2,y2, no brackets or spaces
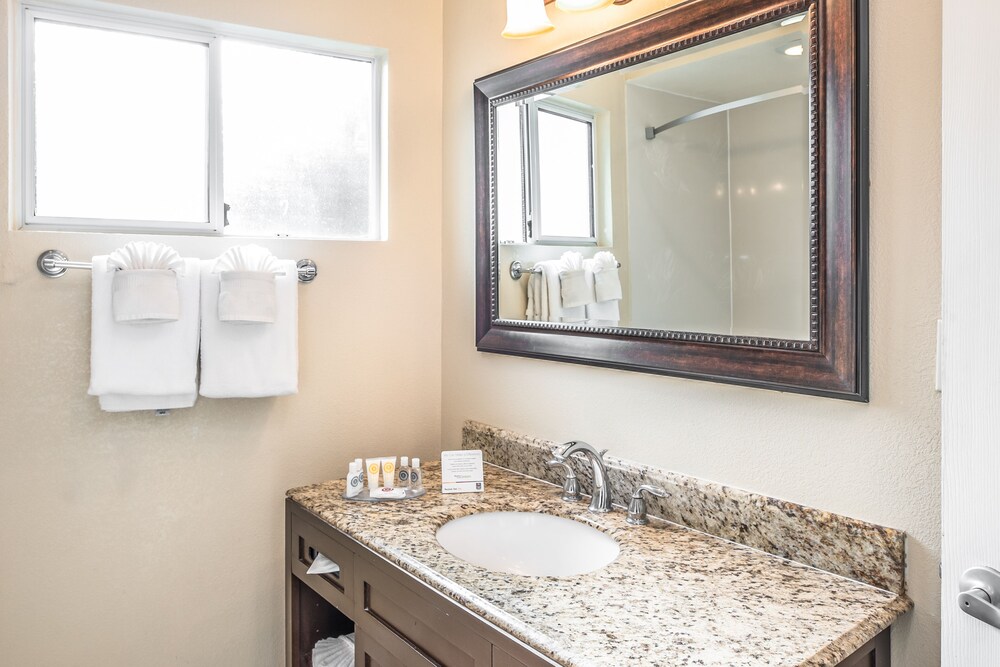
287,463,911,667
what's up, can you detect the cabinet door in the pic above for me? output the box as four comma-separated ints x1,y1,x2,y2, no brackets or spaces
356,559,492,667
492,645,531,667
355,627,409,667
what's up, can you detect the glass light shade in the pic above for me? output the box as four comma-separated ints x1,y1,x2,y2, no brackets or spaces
502,0,555,39
555,0,615,12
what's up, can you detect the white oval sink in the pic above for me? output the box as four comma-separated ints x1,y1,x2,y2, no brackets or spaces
436,511,620,577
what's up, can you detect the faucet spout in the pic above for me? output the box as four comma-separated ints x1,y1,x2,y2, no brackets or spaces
555,441,613,513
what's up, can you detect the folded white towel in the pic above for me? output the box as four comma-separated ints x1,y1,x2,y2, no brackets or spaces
559,268,594,308
592,251,623,303
112,270,180,323
525,270,540,321
199,259,298,398
538,260,585,323
213,245,281,323
107,242,185,324
584,258,620,326
218,271,277,323
88,256,200,412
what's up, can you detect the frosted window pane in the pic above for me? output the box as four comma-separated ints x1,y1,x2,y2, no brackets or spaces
537,109,593,239
33,20,209,222
222,40,374,239
495,103,524,243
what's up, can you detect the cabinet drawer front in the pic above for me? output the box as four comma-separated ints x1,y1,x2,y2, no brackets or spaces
290,513,354,614
357,559,491,667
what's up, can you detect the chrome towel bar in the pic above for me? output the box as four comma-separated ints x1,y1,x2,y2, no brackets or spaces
36,249,318,283
509,259,620,280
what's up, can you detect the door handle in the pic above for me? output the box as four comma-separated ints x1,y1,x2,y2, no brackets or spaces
959,566,1000,630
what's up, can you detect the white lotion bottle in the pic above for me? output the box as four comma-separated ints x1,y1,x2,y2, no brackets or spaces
398,456,411,490
345,462,363,498
410,458,424,492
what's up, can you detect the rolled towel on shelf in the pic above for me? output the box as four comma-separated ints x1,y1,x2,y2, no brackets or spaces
88,255,201,413
213,245,282,323
107,242,186,324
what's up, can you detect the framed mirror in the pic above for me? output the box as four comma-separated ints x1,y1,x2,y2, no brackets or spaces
475,0,868,401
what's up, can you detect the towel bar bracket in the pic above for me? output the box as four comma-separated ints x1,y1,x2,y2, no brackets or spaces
36,249,319,283
296,258,318,283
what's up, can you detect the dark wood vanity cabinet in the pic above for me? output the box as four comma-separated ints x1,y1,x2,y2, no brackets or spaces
287,501,559,667
286,501,890,667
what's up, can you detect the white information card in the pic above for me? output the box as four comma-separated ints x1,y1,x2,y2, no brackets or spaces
441,449,485,494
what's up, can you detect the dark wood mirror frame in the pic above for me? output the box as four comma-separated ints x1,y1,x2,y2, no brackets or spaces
475,0,868,401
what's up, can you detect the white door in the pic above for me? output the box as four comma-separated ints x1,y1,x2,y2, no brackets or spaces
941,0,1000,662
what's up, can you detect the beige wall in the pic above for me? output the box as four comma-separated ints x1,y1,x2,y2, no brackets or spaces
0,0,442,664
442,2,941,667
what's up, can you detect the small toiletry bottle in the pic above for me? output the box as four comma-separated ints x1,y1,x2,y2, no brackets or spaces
398,456,411,490
381,457,397,488
410,458,424,492
346,462,362,498
365,459,381,490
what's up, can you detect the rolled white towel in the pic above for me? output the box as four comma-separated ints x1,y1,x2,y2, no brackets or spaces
312,635,354,667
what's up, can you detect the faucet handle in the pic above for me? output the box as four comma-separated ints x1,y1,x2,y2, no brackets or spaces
627,484,670,525
547,457,582,502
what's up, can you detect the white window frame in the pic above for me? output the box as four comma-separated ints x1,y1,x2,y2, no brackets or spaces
524,98,598,245
15,1,387,239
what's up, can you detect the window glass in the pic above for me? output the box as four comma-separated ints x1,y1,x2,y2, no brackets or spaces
33,19,209,222
221,40,376,238
536,108,594,240
495,102,524,244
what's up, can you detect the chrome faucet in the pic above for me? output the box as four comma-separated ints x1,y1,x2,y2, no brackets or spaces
550,441,612,513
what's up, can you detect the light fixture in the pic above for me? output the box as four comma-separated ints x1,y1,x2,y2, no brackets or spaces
555,0,615,11
778,41,806,57
503,0,634,39
502,0,555,39
780,13,806,27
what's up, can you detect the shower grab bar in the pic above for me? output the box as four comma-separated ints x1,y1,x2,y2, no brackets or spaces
35,249,319,283
644,85,806,140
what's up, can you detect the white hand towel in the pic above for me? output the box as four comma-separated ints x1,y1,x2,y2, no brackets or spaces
107,242,185,324
592,251,623,303
559,250,595,310
538,260,585,323
218,271,277,323
112,270,180,323
199,259,298,398
214,245,282,323
525,271,538,320
583,258,620,326
88,256,200,412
